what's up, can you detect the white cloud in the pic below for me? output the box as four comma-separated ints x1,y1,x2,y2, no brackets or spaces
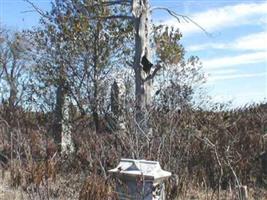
188,31,267,51
207,69,237,75
163,2,267,35
234,32,267,51
202,51,267,69
188,43,227,51
208,72,266,82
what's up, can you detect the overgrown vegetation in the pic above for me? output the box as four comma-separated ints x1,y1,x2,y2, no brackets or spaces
0,102,266,199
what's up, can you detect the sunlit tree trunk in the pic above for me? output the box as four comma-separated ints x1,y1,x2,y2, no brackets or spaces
132,0,152,127
61,94,74,154
54,65,74,154
54,84,64,153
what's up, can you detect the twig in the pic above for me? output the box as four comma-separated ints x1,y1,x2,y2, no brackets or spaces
23,0,50,19
24,0,133,20
226,160,242,200
20,10,36,14
151,7,212,37
133,117,150,142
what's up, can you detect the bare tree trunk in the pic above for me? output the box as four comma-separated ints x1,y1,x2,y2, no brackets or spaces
111,80,120,118
8,82,18,112
92,23,100,133
6,82,18,125
54,84,64,153
61,94,74,154
54,66,74,154
92,79,99,132
132,0,152,127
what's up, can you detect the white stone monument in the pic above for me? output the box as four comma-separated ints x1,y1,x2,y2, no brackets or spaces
109,159,171,200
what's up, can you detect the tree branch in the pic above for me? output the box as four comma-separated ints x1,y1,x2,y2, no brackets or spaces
92,15,133,20
23,0,50,19
151,7,212,37
24,0,133,20
97,0,131,6
144,64,162,82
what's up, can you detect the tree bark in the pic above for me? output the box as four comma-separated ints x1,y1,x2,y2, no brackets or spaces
92,80,99,132
54,65,74,154
8,82,18,112
111,80,120,118
92,21,100,133
132,0,151,127
61,94,74,154
54,84,64,153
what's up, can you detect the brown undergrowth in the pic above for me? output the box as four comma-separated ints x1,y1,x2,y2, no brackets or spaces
0,103,266,199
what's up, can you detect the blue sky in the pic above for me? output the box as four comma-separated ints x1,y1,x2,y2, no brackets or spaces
1,0,267,107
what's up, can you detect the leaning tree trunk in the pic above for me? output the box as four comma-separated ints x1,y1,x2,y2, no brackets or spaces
132,0,152,128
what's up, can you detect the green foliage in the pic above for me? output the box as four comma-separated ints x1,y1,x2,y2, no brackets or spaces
153,25,184,65
30,0,132,116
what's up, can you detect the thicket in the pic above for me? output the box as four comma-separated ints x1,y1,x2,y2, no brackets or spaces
0,102,266,199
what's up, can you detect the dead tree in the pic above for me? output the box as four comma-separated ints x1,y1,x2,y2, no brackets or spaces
132,0,152,127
